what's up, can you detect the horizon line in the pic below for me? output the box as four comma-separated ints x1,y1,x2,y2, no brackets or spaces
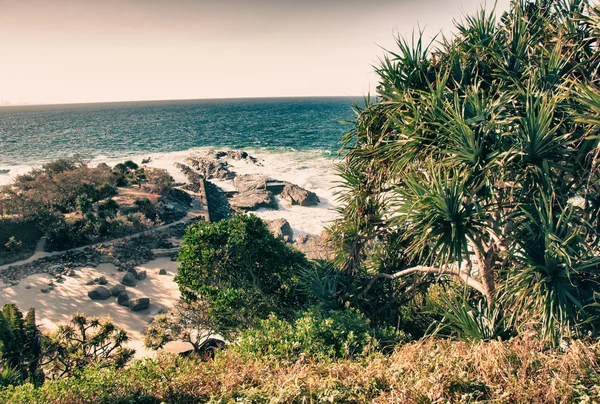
0,94,365,109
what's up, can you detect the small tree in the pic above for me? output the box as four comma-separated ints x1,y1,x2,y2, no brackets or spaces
176,215,310,334
42,313,134,379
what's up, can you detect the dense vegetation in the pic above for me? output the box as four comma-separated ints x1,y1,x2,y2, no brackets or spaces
331,0,600,345
0,157,188,263
1,0,600,402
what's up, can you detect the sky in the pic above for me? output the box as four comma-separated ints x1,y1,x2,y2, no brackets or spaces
0,0,510,105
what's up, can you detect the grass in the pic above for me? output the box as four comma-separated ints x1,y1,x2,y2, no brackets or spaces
1,337,598,403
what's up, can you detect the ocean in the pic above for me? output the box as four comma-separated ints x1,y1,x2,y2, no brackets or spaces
0,96,356,234
0,97,354,167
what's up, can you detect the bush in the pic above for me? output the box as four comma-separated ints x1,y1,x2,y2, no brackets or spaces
233,306,405,361
176,215,310,334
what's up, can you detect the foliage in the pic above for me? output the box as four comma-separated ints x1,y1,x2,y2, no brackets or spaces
41,313,134,379
233,306,404,361
0,305,42,386
176,214,310,333
1,337,598,403
331,0,600,344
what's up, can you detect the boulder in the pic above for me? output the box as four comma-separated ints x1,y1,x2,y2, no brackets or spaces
129,297,150,312
88,286,111,300
121,272,138,287
280,183,320,206
97,276,108,285
183,156,234,180
267,219,294,242
40,288,50,294
117,292,130,306
232,174,271,192
136,270,147,280
293,233,334,260
228,190,277,211
110,284,126,296
159,269,168,275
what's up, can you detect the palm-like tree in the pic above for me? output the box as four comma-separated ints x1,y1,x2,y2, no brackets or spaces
333,0,600,343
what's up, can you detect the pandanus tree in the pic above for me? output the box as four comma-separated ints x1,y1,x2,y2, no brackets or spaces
0,304,42,385
332,0,600,343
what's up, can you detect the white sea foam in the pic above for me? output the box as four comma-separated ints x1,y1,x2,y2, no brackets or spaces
1,148,342,236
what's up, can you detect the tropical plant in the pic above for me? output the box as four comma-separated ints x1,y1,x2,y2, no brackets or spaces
332,0,600,343
41,313,134,379
0,305,42,385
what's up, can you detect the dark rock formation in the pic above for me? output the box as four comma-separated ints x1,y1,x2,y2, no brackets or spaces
121,272,137,287
88,286,111,300
117,292,130,306
110,284,126,296
129,297,150,311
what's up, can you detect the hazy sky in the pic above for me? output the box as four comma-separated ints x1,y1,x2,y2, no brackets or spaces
0,0,510,105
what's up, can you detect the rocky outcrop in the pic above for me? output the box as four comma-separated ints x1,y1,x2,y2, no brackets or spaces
229,190,277,211
293,233,334,260
280,183,320,206
129,297,150,311
232,174,271,192
88,286,111,300
183,156,234,180
267,219,294,242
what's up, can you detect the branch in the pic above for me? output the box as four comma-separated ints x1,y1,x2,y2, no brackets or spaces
362,265,486,296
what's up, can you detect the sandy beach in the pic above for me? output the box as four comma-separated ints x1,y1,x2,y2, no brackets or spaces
0,257,180,358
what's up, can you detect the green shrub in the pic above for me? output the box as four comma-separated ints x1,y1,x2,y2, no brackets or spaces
232,306,405,361
176,215,310,334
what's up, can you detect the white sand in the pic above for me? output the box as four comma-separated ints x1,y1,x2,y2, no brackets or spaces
0,257,180,358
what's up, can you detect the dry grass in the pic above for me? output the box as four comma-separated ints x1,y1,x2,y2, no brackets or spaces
2,336,598,403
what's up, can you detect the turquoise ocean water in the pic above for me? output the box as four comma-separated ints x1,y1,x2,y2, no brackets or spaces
0,97,355,167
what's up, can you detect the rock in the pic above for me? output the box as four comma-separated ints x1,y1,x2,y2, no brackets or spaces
47,280,54,286
117,292,130,306
97,276,108,285
293,232,334,260
25,285,31,290
136,270,147,280
85,280,96,286
65,268,76,276
110,284,126,296
280,183,320,206
232,174,272,192
267,219,294,242
121,272,138,287
127,268,138,277
227,150,248,160
159,268,168,275
129,297,150,312
40,288,50,294
183,156,234,180
228,190,277,211
88,286,111,300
